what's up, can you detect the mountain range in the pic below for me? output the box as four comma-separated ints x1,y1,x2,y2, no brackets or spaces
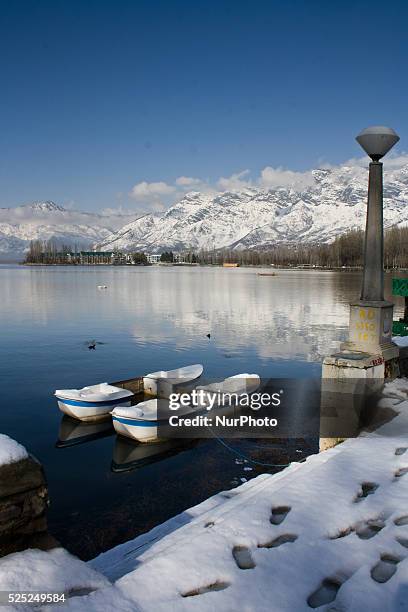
0,201,135,260
1,161,408,259
96,163,408,253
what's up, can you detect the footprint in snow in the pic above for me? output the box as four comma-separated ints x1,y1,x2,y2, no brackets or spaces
270,506,291,525
356,519,386,540
307,578,343,608
394,515,408,526
394,467,408,479
396,537,408,549
331,517,385,540
232,546,256,570
221,490,239,499
370,554,401,583
258,534,298,549
354,482,379,502
182,581,230,597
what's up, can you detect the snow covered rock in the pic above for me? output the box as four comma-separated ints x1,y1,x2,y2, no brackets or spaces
0,435,28,466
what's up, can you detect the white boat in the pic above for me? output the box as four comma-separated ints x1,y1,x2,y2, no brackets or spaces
55,383,134,422
195,373,260,405
111,374,260,443
111,399,161,442
143,364,204,398
97,285,108,289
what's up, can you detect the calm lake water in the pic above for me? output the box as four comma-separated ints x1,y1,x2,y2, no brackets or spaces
0,265,403,560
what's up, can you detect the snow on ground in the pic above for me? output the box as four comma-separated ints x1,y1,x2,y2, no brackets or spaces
2,381,408,611
0,434,28,465
0,548,110,609
58,378,408,612
393,336,408,348
0,548,109,593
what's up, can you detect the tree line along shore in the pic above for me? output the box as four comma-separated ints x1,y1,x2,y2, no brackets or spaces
23,226,408,269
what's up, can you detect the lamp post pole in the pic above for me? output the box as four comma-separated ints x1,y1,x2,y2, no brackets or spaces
340,126,400,364
321,126,401,450
361,160,384,302
356,125,400,305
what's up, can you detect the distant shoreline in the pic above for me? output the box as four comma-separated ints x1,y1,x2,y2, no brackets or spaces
16,262,408,272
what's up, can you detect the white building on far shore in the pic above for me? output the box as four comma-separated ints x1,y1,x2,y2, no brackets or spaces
146,254,161,264
146,252,196,264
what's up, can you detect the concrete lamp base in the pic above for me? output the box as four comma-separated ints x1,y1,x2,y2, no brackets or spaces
320,302,400,452
320,353,384,452
340,301,398,363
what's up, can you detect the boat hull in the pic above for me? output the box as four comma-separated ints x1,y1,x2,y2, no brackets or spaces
57,397,132,422
143,364,204,398
112,415,160,443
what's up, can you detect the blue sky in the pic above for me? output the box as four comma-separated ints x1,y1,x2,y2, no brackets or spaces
1,0,407,213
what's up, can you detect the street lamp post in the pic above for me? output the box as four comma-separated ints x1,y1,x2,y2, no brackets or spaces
341,126,400,366
320,127,401,450
356,126,400,302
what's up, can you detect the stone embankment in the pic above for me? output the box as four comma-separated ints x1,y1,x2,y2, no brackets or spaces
0,440,56,557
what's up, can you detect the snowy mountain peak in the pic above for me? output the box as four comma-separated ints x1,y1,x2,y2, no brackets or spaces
96,162,408,253
0,201,131,260
2,159,408,261
27,201,66,213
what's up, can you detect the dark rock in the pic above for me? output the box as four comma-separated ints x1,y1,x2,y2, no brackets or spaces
0,455,45,497
0,453,56,557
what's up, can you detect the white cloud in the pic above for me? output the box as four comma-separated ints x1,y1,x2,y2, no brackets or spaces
147,200,167,212
175,176,203,187
0,203,134,230
383,152,408,169
129,181,176,200
341,152,408,170
124,151,408,214
62,200,75,210
101,205,137,217
6,151,408,226
217,170,251,191
101,203,166,218
258,166,315,190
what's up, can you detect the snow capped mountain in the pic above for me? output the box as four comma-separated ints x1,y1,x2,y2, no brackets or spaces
3,160,408,260
28,201,66,213
96,163,408,253
0,201,135,260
